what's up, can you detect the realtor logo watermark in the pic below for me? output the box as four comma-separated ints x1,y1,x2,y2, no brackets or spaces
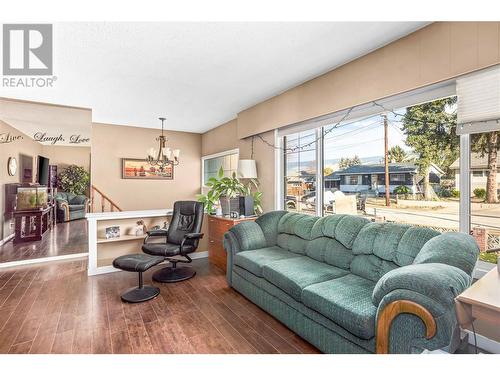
2,24,56,87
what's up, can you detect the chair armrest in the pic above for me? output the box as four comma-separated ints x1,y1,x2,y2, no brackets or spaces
373,263,472,353
146,229,169,237
55,198,69,208
180,232,204,254
143,229,168,244
184,232,204,240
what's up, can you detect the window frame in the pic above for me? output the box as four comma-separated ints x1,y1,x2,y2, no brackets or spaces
201,148,239,189
274,81,500,280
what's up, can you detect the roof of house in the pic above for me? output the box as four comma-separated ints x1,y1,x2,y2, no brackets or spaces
450,153,500,170
324,163,419,180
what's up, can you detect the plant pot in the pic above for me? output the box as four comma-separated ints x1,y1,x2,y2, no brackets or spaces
220,196,240,215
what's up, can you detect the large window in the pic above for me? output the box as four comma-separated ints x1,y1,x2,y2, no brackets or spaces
202,149,239,186
283,130,317,214
281,96,463,235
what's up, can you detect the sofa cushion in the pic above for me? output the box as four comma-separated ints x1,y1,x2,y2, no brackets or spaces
302,274,377,340
352,222,410,260
334,215,369,249
395,226,440,266
234,246,301,277
305,237,354,270
262,257,348,301
414,232,480,275
69,204,85,211
277,233,310,255
350,254,399,282
278,212,318,240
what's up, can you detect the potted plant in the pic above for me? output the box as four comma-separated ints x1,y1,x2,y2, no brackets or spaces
58,165,90,195
196,166,262,216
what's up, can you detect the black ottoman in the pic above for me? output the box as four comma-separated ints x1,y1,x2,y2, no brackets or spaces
112,254,164,303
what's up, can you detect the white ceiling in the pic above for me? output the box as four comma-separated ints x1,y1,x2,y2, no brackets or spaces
0,22,429,133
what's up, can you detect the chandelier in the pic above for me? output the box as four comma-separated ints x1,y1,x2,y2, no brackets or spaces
147,117,180,172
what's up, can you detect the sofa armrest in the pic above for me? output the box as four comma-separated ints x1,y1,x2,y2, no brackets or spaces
226,221,267,252
55,199,70,222
372,263,471,354
223,221,266,287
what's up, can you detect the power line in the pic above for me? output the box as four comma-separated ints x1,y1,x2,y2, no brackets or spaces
255,98,466,153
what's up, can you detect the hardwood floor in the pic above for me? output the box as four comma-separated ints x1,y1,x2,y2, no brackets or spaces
0,258,320,354
0,220,88,264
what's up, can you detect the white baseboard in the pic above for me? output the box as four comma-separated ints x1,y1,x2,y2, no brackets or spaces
0,234,14,246
466,329,500,354
0,252,88,269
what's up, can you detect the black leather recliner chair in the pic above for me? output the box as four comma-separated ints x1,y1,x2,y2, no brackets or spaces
142,201,204,283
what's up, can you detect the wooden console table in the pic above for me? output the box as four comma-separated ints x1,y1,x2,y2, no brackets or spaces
13,205,53,244
455,267,500,341
208,215,257,272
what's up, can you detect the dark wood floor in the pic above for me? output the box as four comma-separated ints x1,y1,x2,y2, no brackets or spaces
0,220,88,264
0,257,320,354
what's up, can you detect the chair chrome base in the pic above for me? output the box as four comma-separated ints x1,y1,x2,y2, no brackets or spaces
152,266,196,283
121,285,160,303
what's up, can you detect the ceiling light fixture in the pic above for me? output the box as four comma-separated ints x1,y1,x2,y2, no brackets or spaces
147,117,180,172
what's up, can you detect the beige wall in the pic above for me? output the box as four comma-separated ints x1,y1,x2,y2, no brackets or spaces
42,145,91,171
92,122,208,251
201,120,276,212
201,119,239,156
0,121,43,240
91,122,202,211
237,22,500,138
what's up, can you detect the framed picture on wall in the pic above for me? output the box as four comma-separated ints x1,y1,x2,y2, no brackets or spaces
121,158,174,180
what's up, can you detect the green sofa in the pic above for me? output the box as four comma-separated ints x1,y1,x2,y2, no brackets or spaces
223,211,479,354
55,192,89,222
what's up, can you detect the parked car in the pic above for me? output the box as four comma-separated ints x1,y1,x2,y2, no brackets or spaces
285,195,297,209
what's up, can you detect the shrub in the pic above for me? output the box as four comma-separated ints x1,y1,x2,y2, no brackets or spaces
451,189,460,198
58,165,90,195
438,189,452,198
474,188,486,199
394,185,411,195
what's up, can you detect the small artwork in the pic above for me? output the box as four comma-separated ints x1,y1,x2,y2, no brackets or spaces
122,158,173,180
105,226,120,239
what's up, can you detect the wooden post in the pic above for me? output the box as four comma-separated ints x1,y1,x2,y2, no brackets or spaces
383,114,390,207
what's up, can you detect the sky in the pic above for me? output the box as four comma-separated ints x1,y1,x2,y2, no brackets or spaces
323,111,408,164
285,110,410,169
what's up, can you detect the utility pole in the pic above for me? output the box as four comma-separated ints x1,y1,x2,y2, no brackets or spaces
383,114,390,207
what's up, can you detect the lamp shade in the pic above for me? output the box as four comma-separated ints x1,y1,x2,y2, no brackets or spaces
238,159,257,179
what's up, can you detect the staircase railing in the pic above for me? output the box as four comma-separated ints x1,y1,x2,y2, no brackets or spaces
91,185,123,212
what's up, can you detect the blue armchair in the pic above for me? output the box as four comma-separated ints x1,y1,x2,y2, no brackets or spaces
55,192,89,222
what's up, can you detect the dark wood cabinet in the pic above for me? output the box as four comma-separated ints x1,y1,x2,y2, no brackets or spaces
208,215,257,272
13,205,53,244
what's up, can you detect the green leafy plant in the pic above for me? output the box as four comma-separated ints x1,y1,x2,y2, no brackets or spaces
451,188,460,198
438,188,452,198
394,185,411,195
58,165,90,195
197,166,262,214
474,188,486,200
